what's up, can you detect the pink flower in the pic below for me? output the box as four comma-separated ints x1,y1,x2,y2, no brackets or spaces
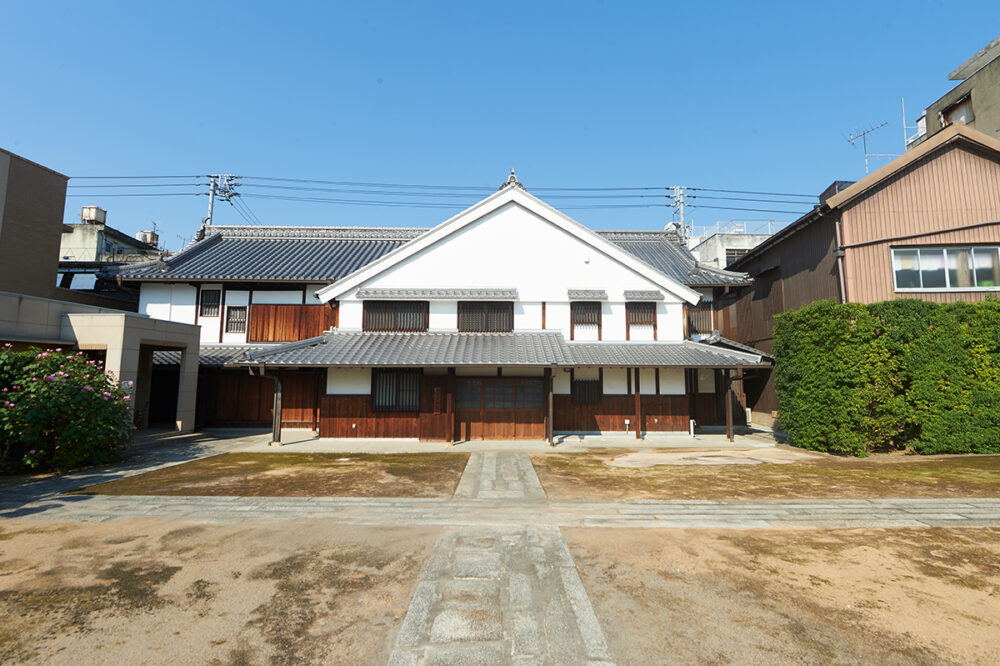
83,386,94,392
3,342,11,348
55,348,62,352
29,450,35,454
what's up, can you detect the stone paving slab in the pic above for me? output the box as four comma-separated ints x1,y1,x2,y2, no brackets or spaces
388,526,613,665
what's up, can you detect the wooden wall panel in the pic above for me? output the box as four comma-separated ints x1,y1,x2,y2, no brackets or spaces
553,395,688,432
319,396,420,438
197,368,321,428
248,304,337,342
841,144,1000,304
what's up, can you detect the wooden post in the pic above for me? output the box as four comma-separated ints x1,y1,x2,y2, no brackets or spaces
634,367,642,440
725,368,734,442
545,367,554,446
448,367,456,444
258,365,282,447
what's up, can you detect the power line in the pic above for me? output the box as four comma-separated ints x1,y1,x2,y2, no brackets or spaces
241,175,671,192
67,183,208,188
689,204,813,215
65,192,204,197
69,174,208,179
689,194,817,205
688,186,817,199
241,182,672,200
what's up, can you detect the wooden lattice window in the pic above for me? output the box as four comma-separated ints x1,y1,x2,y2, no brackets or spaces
225,306,247,333
626,302,655,325
363,301,429,332
571,379,602,405
571,301,601,325
372,369,421,411
458,302,514,332
200,289,221,317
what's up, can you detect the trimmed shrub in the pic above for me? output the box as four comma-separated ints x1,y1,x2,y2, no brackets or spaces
774,298,1000,456
773,301,904,456
0,345,133,473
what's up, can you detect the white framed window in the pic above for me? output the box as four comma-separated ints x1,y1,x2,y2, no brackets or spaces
893,246,1000,291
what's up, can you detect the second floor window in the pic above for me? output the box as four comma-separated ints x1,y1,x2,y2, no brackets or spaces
458,301,514,332
626,301,657,340
570,301,601,341
893,246,1000,291
200,289,221,317
363,301,429,331
225,306,247,333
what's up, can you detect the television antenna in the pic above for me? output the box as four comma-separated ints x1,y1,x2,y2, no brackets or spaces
844,121,897,174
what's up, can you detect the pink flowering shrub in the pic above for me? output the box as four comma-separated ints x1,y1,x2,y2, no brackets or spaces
0,346,132,473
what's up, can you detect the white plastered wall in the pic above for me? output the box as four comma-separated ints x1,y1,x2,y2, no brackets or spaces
338,203,688,340
326,367,371,394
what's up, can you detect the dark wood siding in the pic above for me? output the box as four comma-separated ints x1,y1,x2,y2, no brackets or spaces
726,215,839,415
248,304,337,342
197,368,322,428
553,394,689,432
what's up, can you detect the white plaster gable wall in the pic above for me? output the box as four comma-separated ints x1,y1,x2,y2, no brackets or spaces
334,203,688,341
358,203,686,302
306,284,326,303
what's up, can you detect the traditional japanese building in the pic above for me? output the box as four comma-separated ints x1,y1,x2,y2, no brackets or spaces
115,172,766,441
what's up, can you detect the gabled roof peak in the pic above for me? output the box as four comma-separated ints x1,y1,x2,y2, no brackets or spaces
498,168,525,191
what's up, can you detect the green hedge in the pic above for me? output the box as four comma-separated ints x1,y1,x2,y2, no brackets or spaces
773,299,1000,456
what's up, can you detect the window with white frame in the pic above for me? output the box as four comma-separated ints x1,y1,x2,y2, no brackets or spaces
893,246,1000,291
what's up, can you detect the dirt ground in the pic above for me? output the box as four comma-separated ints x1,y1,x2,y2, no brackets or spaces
532,449,1000,499
74,452,470,498
0,518,437,665
565,527,1000,665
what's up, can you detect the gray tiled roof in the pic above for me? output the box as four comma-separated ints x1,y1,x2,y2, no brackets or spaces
623,290,664,301
567,289,608,300
111,224,748,287
567,341,766,367
355,288,518,300
244,331,574,366
242,332,767,368
113,226,423,282
152,345,265,367
700,331,774,359
598,231,750,286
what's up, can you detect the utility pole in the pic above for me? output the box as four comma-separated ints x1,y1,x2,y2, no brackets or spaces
204,175,240,226
670,185,690,242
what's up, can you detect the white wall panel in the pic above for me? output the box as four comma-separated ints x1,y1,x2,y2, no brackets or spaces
698,368,716,393
659,367,685,395
603,367,628,394
429,301,456,330
326,367,371,394
253,290,303,305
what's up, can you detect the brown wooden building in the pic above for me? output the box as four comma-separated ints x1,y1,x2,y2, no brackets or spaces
723,124,1000,423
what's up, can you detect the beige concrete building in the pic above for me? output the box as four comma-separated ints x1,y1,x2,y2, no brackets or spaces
0,148,200,431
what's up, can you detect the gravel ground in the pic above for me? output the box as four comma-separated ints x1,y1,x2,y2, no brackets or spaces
565,526,1000,665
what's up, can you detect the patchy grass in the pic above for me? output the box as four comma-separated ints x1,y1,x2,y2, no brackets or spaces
566,527,1000,665
71,452,469,498
532,448,1000,499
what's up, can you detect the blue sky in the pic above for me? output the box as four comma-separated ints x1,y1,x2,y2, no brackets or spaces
2,1,998,251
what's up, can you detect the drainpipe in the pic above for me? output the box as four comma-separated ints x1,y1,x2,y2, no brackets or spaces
254,364,282,447
834,217,849,303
